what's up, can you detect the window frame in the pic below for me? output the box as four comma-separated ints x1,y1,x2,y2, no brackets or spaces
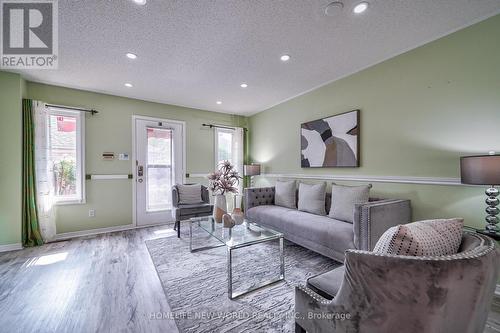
47,107,86,205
214,126,244,195
214,127,234,169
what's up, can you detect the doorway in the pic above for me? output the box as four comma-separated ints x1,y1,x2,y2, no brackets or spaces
133,116,185,226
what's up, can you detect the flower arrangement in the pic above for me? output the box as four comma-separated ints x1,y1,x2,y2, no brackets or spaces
207,160,241,195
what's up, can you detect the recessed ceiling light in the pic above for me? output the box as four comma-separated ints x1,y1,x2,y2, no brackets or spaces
280,54,291,62
125,83,133,88
133,0,146,5
216,101,222,105
353,2,368,14
126,52,137,59
324,1,344,17
240,83,248,88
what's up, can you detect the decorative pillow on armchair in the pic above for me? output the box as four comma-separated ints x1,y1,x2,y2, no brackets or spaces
177,184,203,204
298,182,326,216
373,218,464,256
275,180,296,209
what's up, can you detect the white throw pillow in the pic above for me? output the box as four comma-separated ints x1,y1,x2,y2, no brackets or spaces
177,184,203,204
329,184,371,223
373,218,464,256
297,182,326,216
275,180,296,209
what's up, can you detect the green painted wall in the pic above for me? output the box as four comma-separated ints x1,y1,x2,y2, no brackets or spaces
0,74,246,242
0,72,22,245
26,82,246,234
249,15,500,229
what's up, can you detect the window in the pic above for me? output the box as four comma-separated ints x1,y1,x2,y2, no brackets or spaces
47,107,85,203
215,127,244,192
146,127,172,211
216,129,233,165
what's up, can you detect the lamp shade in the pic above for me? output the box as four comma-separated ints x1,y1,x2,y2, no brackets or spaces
460,155,500,185
244,164,261,176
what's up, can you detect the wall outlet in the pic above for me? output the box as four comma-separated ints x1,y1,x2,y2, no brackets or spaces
88,209,95,218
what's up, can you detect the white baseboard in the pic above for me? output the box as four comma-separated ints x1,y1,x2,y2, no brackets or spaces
53,224,138,241
496,284,500,296
0,243,23,253
53,222,173,242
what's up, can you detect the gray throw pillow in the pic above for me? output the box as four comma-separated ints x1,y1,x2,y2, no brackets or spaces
373,218,464,256
275,180,296,209
177,184,203,204
298,182,326,216
329,184,371,223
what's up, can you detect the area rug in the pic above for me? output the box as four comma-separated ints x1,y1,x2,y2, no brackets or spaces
145,225,341,333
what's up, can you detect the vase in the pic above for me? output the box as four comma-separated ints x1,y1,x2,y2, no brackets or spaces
213,194,227,223
231,194,244,225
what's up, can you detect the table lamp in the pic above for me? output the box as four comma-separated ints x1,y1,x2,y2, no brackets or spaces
244,164,261,187
460,153,500,239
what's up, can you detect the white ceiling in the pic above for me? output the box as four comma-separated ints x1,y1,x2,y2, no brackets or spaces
13,0,500,115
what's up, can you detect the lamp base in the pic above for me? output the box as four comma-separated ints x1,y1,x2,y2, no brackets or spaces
477,229,500,241
484,186,500,235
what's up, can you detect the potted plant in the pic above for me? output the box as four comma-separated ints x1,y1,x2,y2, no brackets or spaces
207,161,241,223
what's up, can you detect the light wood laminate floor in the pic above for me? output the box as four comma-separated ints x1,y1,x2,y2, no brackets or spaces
0,225,499,333
0,225,179,333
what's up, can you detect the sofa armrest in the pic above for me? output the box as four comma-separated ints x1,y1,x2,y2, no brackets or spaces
172,186,180,208
244,187,275,213
201,185,210,203
353,199,411,251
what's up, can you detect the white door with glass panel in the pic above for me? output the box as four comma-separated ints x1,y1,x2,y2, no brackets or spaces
134,117,184,226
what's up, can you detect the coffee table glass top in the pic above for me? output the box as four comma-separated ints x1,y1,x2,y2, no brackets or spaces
190,216,283,249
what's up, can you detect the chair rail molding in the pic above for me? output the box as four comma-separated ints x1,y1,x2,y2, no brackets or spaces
260,173,471,186
187,173,209,178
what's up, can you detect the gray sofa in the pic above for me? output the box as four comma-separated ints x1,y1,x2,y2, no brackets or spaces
295,231,499,333
244,186,411,262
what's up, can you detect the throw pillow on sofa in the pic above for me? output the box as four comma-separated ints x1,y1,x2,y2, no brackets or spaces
329,184,371,223
298,182,326,216
373,218,464,256
177,184,203,204
275,180,296,209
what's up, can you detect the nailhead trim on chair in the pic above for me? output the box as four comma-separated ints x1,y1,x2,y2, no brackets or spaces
297,284,334,305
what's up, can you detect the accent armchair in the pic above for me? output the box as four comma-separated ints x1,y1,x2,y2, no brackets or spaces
295,231,499,333
172,184,213,238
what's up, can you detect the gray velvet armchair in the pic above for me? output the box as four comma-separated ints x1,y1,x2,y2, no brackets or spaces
172,184,213,238
295,231,499,333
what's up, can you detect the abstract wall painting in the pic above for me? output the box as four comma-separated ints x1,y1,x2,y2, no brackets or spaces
301,110,359,168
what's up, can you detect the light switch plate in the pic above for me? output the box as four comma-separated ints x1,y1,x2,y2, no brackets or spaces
119,153,129,160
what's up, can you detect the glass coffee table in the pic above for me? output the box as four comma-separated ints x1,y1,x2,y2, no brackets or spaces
189,216,285,299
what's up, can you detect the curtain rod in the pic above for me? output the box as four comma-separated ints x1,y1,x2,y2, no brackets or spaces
202,123,247,131
46,103,98,115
